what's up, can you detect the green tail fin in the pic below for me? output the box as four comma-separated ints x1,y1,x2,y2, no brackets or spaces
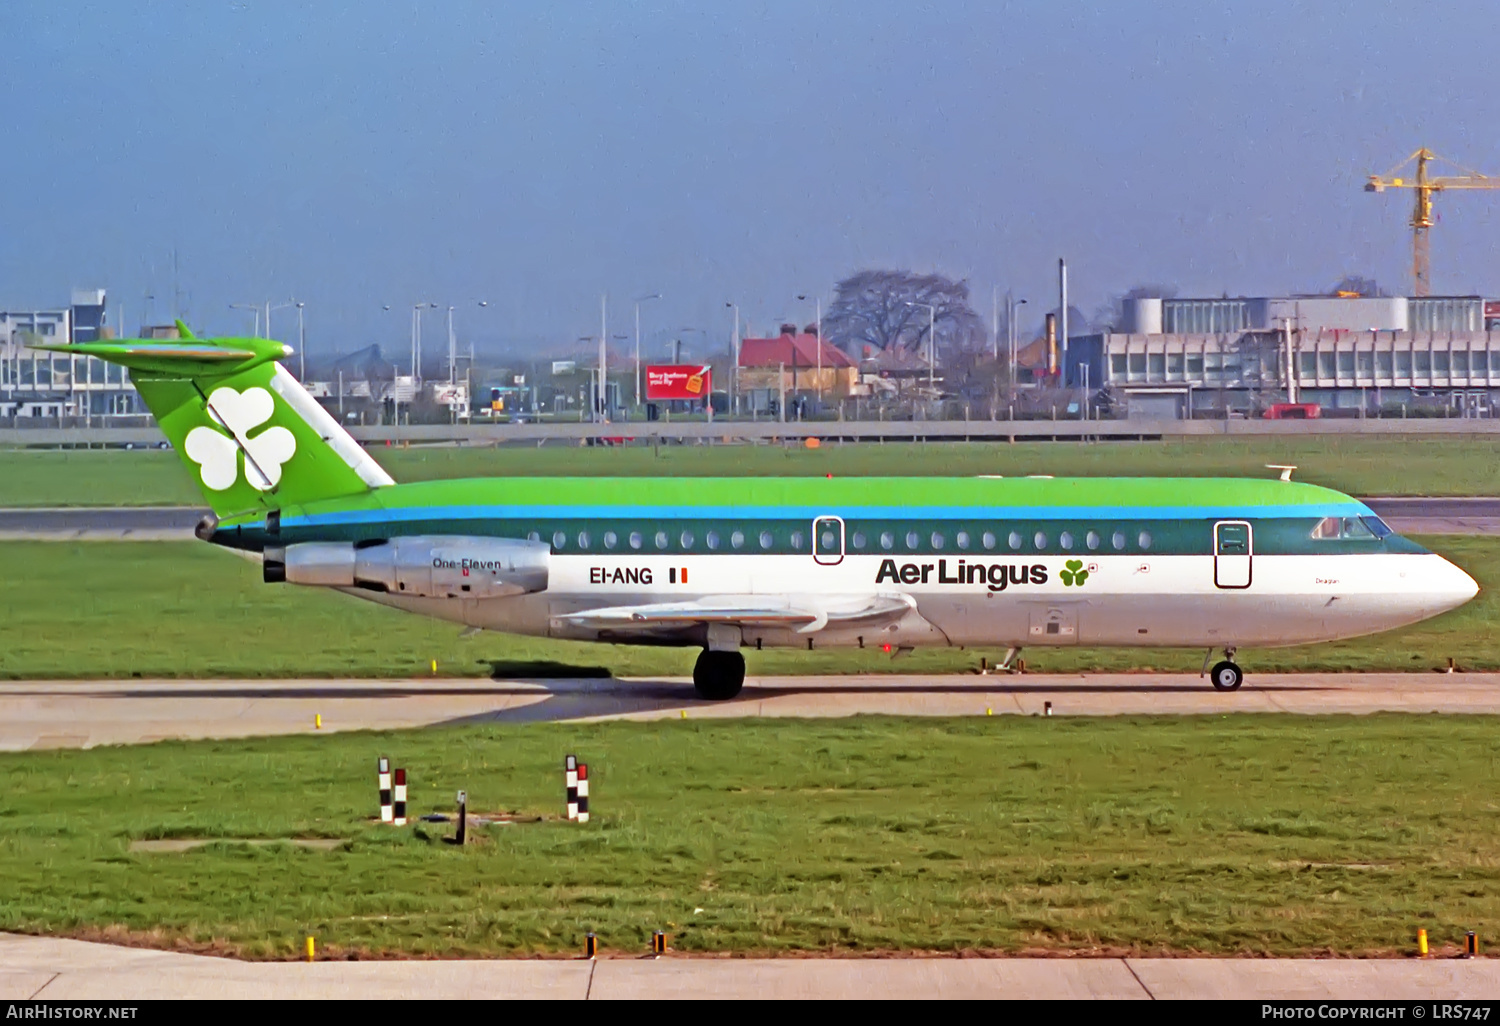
32,330,394,517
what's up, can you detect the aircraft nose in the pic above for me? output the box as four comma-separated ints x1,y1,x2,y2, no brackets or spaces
1429,555,1480,613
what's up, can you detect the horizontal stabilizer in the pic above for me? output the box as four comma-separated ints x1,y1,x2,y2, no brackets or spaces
28,337,290,378
555,593,915,635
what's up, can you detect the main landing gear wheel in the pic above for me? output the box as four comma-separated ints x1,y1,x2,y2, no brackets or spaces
693,649,746,700
1210,660,1244,692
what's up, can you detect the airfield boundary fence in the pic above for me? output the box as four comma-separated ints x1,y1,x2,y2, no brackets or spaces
8,418,1500,448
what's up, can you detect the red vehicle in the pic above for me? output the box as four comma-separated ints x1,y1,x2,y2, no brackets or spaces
1263,403,1321,420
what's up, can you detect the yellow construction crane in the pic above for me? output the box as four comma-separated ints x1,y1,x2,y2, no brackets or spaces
1366,148,1500,297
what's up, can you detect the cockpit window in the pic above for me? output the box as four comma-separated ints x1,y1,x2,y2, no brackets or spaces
1311,516,1340,539
1311,515,1384,540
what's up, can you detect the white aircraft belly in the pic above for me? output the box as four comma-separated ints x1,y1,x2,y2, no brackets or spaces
457,550,1467,651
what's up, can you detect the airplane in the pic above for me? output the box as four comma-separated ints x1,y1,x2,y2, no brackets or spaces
35,324,1480,700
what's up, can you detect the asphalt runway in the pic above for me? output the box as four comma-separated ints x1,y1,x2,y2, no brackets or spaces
1,496,1498,540
3,933,1499,999
6,672,1500,750
0,506,203,541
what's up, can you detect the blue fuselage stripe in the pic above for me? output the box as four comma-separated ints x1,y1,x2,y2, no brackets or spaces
284,501,1370,528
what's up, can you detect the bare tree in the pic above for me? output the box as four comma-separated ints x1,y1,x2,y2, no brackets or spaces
1329,275,1388,298
823,270,986,361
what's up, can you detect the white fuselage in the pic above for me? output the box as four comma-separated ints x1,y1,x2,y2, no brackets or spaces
354,547,1478,652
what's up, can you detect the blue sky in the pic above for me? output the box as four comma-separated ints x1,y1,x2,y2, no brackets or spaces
5,1,1500,357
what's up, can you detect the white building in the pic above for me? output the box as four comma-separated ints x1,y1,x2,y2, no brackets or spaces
1063,294,1500,418
0,289,147,421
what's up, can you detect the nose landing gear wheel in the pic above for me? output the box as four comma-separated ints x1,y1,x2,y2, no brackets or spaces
693,649,746,700
1210,660,1244,692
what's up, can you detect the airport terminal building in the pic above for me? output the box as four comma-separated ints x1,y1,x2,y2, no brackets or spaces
1060,295,1500,418
0,289,146,421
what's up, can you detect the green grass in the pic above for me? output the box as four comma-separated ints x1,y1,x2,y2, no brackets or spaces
5,435,1500,505
0,536,1492,679
2,716,1498,957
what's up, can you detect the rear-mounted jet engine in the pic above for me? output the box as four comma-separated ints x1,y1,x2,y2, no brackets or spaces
263,536,549,599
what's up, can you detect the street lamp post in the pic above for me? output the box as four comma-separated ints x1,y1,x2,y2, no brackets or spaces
410,302,436,383
597,295,610,423
295,302,305,380
797,294,823,398
264,301,297,347
634,293,661,408
679,327,705,366
1007,296,1028,392
229,304,260,338
725,302,740,414
905,301,937,390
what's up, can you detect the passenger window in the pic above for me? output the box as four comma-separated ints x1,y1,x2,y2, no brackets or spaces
1059,531,1074,550
851,532,866,549
706,531,721,550
655,531,669,549
982,531,996,549
603,531,618,549
791,530,805,550
1008,531,1022,550
906,531,920,549
731,530,745,549
1138,531,1152,550
880,531,895,550
578,531,592,549
956,531,971,549
629,532,643,550
931,532,945,549
759,530,773,549
1112,531,1126,550
680,530,695,549
1033,531,1048,550
1086,530,1100,550
553,531,567,550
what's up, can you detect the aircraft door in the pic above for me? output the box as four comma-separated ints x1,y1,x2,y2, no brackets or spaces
1214,521,1252,589
813,516,844,566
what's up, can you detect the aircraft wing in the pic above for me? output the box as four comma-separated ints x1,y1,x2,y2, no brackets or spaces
554,593,916,635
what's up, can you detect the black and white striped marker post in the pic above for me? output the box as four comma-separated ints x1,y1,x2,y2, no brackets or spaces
577,764,590,824
565,755,578,821
393,767,408,827
378,756,393,824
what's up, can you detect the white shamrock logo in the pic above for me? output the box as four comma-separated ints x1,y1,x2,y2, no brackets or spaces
183,386,296,491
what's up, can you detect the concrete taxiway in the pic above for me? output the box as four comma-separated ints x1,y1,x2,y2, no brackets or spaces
5,672,1500,750
2,933,1498,1000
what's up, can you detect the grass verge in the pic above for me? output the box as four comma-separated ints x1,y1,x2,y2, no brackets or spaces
5,435,1500,506
1,716,1495,958
0,536,1492,679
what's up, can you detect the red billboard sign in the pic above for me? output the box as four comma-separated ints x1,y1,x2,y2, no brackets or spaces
646,365,712,401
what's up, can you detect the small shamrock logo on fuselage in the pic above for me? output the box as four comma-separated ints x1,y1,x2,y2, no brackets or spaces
1060,559,1089,586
